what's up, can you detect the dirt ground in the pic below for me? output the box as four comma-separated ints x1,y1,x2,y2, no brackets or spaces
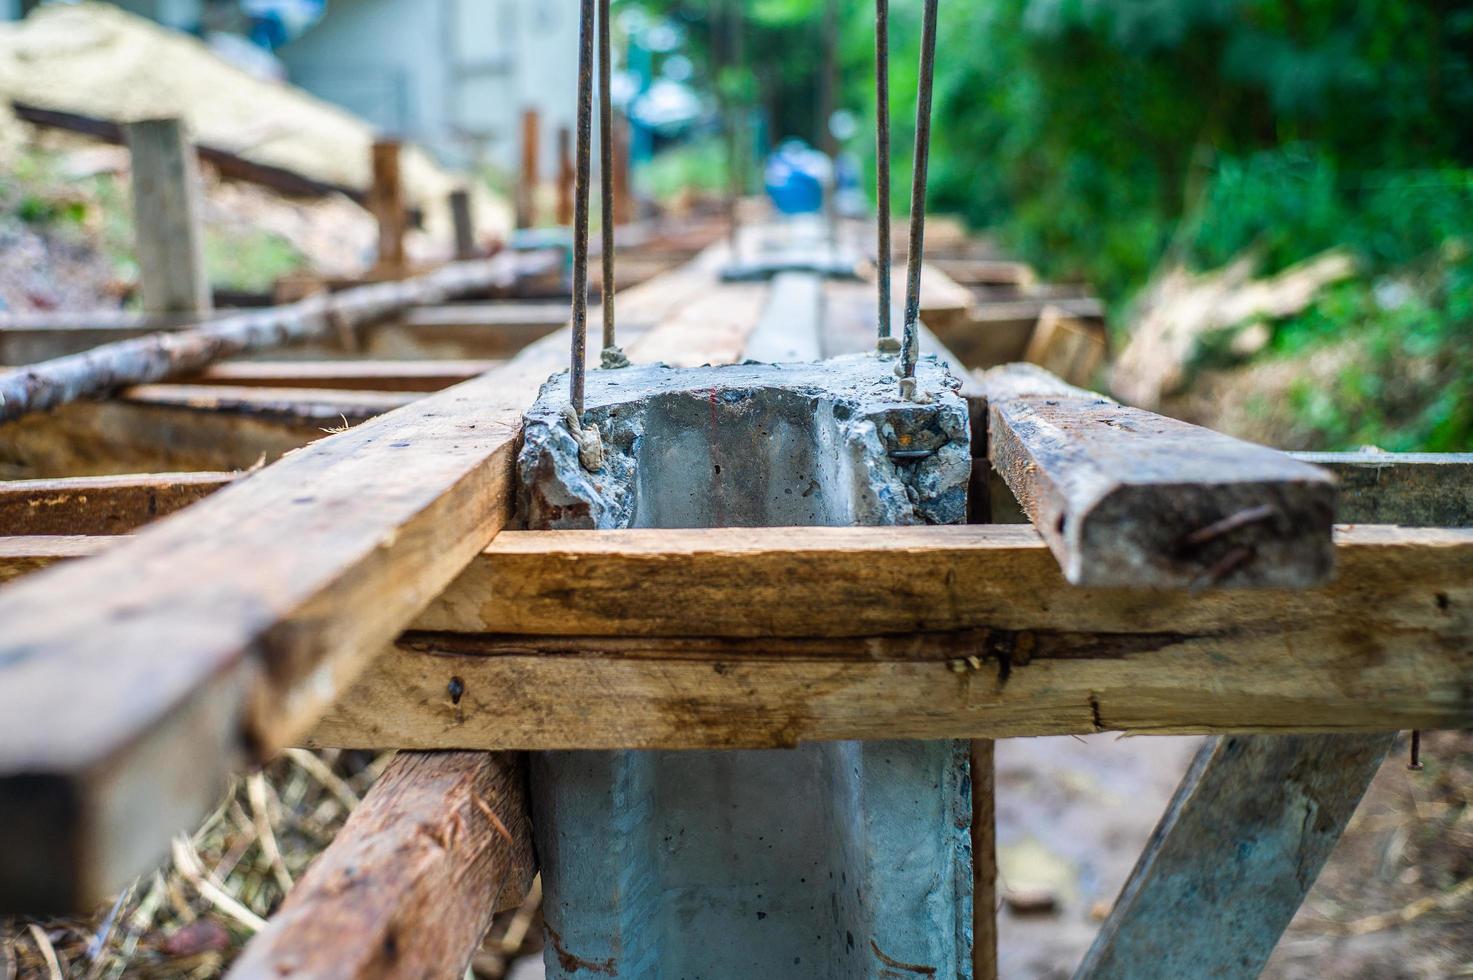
995,731,1473,979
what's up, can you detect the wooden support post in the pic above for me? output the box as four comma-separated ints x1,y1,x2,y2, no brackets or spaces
517,108,541,229
370,139,408,277
979,363,1337,587
227,751,535,980
556,125,575,227
1074,733,1394,980
124,118,211,316
612,114,633,225
449,188,477,260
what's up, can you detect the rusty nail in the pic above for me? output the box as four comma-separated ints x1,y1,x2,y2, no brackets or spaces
1182,504,1278,549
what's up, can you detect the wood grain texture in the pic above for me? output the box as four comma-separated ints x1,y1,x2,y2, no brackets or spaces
227,751,535,980
0,536,106,584
125,118,211,316
0,472,233,535
306,524,1473,749
0,398,323,479
1074,734,1393,980
0,244,742,912
1294,451,1473,527
978,363,1337,587
187,360,503,393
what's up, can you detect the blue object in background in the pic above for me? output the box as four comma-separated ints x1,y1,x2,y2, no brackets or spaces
765,139,831,215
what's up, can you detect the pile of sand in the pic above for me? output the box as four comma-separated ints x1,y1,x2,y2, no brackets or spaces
0,2,510,245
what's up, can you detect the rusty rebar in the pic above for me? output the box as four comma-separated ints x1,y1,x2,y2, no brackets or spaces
900,0,938,386
598,0,617,356
570,0,595,416
875,0,893,348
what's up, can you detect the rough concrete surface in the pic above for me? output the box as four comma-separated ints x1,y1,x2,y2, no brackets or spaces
517,353,971,531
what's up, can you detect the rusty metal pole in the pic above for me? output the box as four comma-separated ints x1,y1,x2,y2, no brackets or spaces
899,0,938,397
875,0,894,351
597,0,625,366
570,0,595,417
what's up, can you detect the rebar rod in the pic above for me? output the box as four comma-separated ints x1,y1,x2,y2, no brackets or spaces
724,0,743,263
875,0,893,348
570,0,595,415
900,0,939,386
598,0,617,357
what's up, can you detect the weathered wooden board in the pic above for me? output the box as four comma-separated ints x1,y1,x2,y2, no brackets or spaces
125,118,211,316
0,472,234,535
979,363,1337,587
227,751,535,980
0,244,747,912
184,360,503,392
301,524,1473,749
0,398,322,479
1295,451,1473,527
0,536,105,584
1074,734,1394,980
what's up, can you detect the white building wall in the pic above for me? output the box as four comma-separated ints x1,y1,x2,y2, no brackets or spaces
279,0,577,173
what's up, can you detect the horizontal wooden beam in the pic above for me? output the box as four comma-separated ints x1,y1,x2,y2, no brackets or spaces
0,472,234,535
301,523,1473,749
1293,451,1473,526
188,359,503,392
0,246,748,913
979,363,1336,587
227,751,535,980
121,384,418,423
0,397,323,479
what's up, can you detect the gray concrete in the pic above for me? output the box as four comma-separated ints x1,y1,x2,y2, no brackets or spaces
517,353,971,530
521,349,975,979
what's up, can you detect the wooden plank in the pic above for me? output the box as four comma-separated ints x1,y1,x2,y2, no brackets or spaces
1074,734,1393,980
306,523,1473,749
0,398,323,479
0,256,535,422
125,118,212,316
1022,305,1106,386
0,536,106,584
120,384,419,423
3,524,1469,743
186,359,502,392
979,363,1337,587
0,472,234,535
1294,451,1473,527
0,246,739,912
227,751,535,980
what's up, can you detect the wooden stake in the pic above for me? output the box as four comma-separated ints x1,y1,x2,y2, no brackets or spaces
369,139,408,277
612,114,633,225
1075,734,1394,980
124,118,210,316
556,125,575,226
517,108,541,229
448,188,476,260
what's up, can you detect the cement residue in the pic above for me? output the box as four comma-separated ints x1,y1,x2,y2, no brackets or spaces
517,353,971,530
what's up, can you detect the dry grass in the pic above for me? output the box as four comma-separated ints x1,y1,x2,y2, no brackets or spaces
0,750,542,979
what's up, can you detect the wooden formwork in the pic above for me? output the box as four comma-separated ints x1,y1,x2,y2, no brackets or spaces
0,128,1467,978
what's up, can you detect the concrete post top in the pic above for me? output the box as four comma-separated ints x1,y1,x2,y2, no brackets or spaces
517,352,972,531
